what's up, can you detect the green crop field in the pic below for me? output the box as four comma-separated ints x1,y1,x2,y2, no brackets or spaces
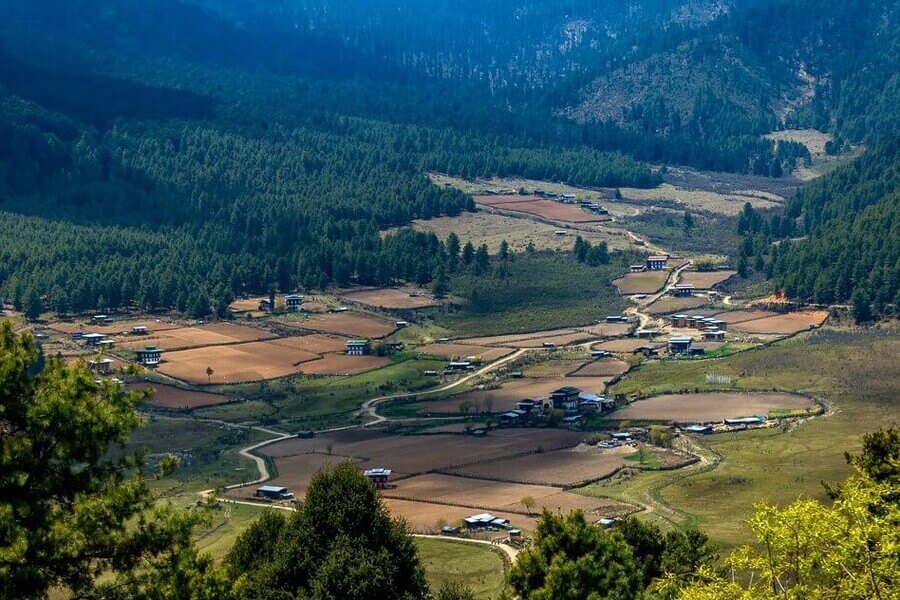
585,327,900,548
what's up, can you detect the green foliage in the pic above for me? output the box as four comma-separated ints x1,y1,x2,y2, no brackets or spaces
672,436,900,599
506,511,641,600
226,462,428,600
0,321,227,599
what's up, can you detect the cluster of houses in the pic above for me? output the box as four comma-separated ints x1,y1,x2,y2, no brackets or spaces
499,386,617,428
669,314,728,341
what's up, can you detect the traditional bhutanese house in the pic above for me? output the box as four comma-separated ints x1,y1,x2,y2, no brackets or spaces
136,346,162,366
702,329,726,341
363,468,392,488
668,335,694,355
70,332,84,341
670,283,695,297
256,485,294,500
446,361,473,372
707,318,727,331
464,513,510,530
395,321,409,328
515,399,538,413
284,294,305,311
81,333,106,346
90,314,109,324
590,350,612,358
97,338,115,350
258,299,272,311
605,315,629,324
549,386,581,410
346,339,371,356
630,265,647,273
669,314,689,328
500,409,529,425
131,325,148,335
88,358,114,375
635,328,660,339
646,254,669,271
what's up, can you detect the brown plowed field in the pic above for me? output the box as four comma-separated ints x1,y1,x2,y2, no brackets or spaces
446,445,636,486
411,377,612,414
474,195,609,223
613,271,670,294
262,429,587,476
611,392,817,422
120,323,274,351
712,309,778,324
521,360,587,378
729,311,828,335
579,323,633,337
128,382,228,409
50,320,182,336
298,354,391,376
454,328,580,347
269,334,349,354
679,270,737,289
571,358,630,377
156,340,320,384
506,331,598,348
338,287,440,310
295,313,396,338
645,296,710,315
417,343,514,362
229,454,358,499
384,474,628,517
593,339,661,353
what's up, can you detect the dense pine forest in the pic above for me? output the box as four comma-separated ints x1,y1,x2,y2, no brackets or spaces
0,0,898,314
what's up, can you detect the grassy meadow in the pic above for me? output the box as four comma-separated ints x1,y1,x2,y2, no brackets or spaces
589,327,900,547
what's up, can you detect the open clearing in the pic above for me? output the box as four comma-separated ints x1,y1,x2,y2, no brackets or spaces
764,129,832,156
409,376,613,414
293,312,396,338
728,311,829,335
521,359,586,377
474,195,609,223
580,322,633,337
678,270,736,289
611,392,818,423
605,330,900,546
417,343,514,362
712,309,777,324
645,295,710,315
338,287,440,310
156,340,321,384
619,183,782,216
385,211,631,253
384,473,628,517
571,358,630,377
130,382,228,409
415,537,505,599
613,270,670,294
298,354,391,376
119,322,274,351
